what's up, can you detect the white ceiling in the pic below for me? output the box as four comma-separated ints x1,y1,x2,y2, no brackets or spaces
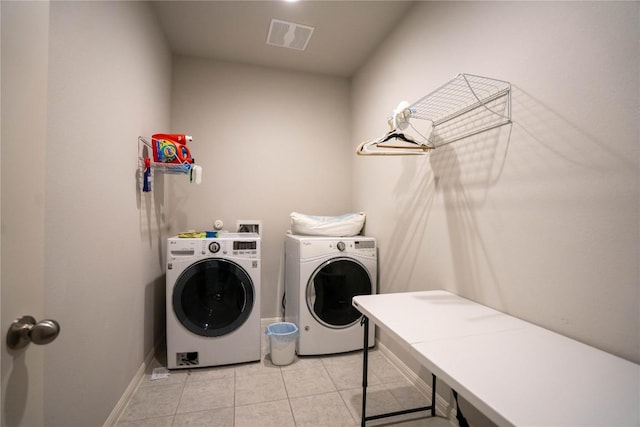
151,1,416,77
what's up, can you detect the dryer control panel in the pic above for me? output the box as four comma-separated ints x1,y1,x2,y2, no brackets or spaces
299,237,377,259
354,240,376,250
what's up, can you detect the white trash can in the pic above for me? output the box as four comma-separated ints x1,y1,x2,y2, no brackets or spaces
265,322,299,366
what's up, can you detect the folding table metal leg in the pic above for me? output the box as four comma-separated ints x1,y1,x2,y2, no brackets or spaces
361,316,369,427
360,315,436,426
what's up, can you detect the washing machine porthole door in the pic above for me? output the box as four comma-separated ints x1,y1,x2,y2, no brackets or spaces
306,257,372,329
173,258,254,337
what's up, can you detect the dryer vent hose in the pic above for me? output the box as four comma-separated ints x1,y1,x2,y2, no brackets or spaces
281,293,286,318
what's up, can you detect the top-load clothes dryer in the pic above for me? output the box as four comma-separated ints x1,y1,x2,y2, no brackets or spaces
285,234,376,355
166,233,261,369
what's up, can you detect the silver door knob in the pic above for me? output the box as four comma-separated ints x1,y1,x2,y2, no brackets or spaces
7,315,61,350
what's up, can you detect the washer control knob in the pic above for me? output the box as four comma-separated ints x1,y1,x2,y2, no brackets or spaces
337,241,346,251
208,242,220,254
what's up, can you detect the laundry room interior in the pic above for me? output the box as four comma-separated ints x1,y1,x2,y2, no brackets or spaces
2,1,638,426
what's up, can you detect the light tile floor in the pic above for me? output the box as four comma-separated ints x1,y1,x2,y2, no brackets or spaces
116,329,452,427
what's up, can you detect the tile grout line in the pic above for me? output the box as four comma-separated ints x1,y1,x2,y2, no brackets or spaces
172,369,189,425
321,356,360,426
279,365,298,426
116,347,438,427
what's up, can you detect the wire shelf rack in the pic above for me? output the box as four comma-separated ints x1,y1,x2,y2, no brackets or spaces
409,73,511,147
357,73,511,155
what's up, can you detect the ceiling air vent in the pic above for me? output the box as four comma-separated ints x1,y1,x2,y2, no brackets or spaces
266,19,314,51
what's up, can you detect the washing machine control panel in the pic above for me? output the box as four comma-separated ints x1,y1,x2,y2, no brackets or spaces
167,234,261,261
207,239,259,257
208,242,221,254
337,241,346,251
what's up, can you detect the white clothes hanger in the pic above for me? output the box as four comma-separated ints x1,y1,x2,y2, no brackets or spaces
356,101,434,156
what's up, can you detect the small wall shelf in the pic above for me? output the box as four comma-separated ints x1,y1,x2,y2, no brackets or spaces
138,136,202,193
138,136,193,174
357,73,512,156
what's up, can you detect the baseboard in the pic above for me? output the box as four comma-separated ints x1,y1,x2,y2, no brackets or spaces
376,341,455,422
103,343,159,427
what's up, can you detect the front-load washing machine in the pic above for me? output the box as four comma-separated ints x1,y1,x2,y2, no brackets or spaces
166,233,261,369
285,234,376,355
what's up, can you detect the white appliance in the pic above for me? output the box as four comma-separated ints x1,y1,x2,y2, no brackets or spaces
285,234,376,355
166,233,261,369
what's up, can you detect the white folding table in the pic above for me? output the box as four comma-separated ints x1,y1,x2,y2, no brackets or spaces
353,290,640,427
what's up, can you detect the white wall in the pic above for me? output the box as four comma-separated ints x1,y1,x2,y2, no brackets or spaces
170,57,352,318
42,2,172,425
352,0,639,409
